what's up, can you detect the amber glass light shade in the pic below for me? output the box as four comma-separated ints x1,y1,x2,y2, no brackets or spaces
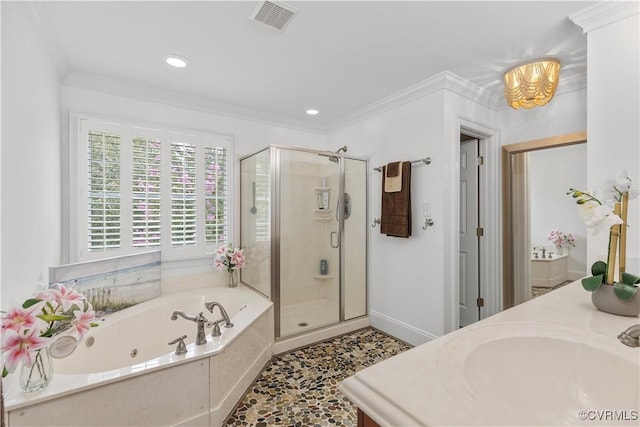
504,58,560,109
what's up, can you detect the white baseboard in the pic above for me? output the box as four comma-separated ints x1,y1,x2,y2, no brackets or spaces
369,310,439,346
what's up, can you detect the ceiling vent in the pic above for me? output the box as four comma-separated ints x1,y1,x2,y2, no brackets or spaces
250,1,299,32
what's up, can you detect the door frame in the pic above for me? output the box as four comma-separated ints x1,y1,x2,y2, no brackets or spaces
445,118,500,333
501,131,587,309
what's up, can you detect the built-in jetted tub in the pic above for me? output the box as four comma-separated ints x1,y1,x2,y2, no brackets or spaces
5,286,273,427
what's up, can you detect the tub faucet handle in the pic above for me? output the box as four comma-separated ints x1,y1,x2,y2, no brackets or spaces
168,335,188,355
211,321,222,337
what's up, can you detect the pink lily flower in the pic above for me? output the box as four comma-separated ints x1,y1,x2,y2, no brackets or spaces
48,284,86,312
231,250,246,269
71,310,96,340
1,328,49,373
1,303,45,334
215,245,228,256
214,258,225,271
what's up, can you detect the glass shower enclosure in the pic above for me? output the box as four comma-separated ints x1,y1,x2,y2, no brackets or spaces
240,146,367,339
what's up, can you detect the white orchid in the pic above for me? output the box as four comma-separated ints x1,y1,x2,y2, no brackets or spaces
577,201,623,235
601,170,639,205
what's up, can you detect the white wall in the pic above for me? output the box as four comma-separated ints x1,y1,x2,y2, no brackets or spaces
1,3,63,310
328,80,501,344
584,11,639,274
329,92,447,344
329,76,588,345
498,88,587,146
528,144,588,279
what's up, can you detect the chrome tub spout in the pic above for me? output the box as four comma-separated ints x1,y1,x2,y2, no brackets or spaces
205,302,234,337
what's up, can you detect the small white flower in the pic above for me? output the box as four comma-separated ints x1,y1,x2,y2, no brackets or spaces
614,170,631,193
578,201,623,235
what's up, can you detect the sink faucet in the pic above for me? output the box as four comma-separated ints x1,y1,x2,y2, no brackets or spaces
170,311,209,345
205,302,234,337
618,324,640,347
541,248,547,258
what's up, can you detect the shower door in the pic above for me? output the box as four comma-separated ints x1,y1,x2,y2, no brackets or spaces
342,158,367,320
276,148,342,337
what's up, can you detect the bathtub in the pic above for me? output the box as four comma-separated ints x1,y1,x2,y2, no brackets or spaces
5,285,274,427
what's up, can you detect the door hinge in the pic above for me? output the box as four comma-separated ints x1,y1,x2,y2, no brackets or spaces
476,156,484,166
476,227,484,237
477,297,485,308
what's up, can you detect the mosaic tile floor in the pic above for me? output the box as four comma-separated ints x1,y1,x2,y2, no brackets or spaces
532,279,573,298
224,327,412,427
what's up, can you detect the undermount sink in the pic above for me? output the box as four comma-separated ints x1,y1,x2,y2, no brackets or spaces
438,323,640,425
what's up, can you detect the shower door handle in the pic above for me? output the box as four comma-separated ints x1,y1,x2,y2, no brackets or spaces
330,231,340,248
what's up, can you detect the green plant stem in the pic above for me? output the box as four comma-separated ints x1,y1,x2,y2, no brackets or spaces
25,349,44,390
606,202,622,285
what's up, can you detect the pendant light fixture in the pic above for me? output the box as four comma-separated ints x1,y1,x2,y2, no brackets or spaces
504,58,560,109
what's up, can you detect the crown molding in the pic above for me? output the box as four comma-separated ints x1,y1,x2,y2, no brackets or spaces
63,72,326,134
327,71,500,131
570,1,639,33
557,72,587,95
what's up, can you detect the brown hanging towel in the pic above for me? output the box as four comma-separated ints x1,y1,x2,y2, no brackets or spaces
380,161,411,237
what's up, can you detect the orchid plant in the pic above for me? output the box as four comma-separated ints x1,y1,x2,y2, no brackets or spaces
214,243,246,273
567,171,639,300
547,230,576,248
1,284,97,379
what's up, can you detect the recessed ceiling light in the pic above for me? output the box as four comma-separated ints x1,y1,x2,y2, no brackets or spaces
306,109,319,116
165,55,189,68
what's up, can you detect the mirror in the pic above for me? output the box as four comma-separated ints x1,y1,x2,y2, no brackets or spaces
502,132,587,309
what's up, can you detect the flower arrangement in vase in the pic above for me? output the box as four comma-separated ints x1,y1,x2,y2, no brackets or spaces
1,284,97,392
547,230,575,255
567,171,640,315
215,243,246,287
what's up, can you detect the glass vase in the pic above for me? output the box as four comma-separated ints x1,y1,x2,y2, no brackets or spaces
228,269,239,288
555,244,564,255
19,347,53,393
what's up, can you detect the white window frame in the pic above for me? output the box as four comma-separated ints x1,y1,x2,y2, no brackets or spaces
69,113,233,263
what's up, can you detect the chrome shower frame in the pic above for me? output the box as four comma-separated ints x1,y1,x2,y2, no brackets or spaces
239,145,369,340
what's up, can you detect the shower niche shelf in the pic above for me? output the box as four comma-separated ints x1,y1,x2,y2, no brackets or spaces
313,209,333,222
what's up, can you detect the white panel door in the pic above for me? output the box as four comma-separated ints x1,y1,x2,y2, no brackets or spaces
459,139,480,327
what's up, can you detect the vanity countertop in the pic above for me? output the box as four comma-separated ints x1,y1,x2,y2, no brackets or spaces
339,281,640,426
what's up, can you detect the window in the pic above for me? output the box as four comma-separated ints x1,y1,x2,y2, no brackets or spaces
74,117,231,261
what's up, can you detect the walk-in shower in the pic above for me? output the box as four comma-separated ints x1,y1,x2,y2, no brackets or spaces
240,146,367,339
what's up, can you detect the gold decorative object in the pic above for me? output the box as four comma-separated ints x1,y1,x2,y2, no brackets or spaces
504,58,560,109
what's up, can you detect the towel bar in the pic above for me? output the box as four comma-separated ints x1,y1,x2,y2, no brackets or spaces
373,157,431,172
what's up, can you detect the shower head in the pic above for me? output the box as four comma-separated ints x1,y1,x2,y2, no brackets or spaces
328,156,339,163
335,146,347,154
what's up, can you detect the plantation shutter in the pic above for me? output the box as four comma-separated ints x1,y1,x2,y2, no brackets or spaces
204,146,228,244
87,130,121,251
132,136,162,248
170,141,197,246
77,117,232,261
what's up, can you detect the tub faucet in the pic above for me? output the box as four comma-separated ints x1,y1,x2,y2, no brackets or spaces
205,302,234,337
618,324,640,348
170,311,209,345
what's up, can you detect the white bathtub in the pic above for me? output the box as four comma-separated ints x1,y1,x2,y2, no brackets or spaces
5,285,274,427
